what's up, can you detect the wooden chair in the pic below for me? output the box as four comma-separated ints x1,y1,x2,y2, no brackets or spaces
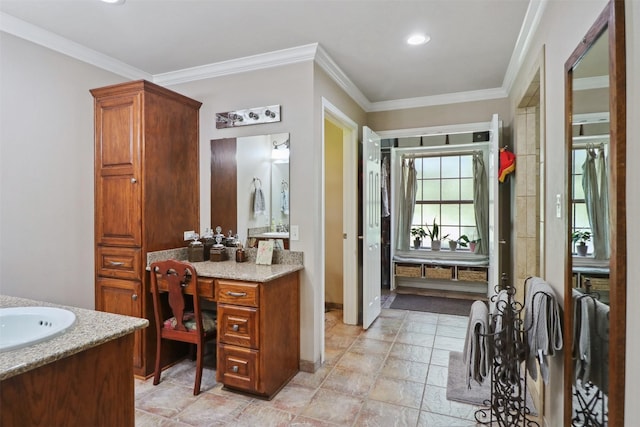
149,259,217,395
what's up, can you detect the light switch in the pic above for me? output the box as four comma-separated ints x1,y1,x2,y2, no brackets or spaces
556,194,562,218
290,225,299,241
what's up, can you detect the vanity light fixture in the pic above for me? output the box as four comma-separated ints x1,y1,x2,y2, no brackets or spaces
216,104,281,129
100,0,126,4
272,138,290,162
407,33,430,46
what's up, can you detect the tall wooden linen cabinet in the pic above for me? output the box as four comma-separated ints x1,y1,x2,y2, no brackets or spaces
91,80,201,377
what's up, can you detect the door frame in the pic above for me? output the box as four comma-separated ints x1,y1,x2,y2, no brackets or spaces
321,98,359,348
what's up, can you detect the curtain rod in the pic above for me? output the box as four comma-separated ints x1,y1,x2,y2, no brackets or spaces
398,146,488,159
572,141,606,149
393,141,489,158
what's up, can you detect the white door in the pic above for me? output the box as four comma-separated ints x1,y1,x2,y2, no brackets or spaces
362,127,382,329
488,114,502,303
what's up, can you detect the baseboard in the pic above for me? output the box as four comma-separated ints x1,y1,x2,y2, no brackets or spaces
299,358,321,373
395,285,488,301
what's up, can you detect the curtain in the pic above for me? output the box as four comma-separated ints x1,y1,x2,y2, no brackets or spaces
473,152,489,255
582,147,609,259
381,156,391,218
396,158,417,251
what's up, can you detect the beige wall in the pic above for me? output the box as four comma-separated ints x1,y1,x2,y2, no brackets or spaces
0,33,124,309
167,62,323,366
367,97,512,132
324,119,344,306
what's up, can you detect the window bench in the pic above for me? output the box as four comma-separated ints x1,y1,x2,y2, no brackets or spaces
392,251,489,295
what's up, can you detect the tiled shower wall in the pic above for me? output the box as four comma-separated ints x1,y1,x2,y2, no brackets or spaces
514,106,542,300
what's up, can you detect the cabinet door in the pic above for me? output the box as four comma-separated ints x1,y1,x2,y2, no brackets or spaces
94,94,142,247
96,277,143,369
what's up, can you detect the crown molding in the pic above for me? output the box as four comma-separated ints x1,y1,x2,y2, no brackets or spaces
0,12,151,81
377,121,493,139
2,10,532,114
502,0,548,95
153,43,319,86
574,75,609,91
573,111,609,124
367,87,508,112
313,45,371,111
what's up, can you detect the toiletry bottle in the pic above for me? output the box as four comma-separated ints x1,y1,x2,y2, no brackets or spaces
236,244,246,263
202,228,214,260
188,234,204,262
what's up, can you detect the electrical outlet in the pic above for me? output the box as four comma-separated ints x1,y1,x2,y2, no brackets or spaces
290,225,299,241
184,230,197,241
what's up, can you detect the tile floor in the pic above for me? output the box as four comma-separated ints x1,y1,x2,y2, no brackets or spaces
134,293,484,426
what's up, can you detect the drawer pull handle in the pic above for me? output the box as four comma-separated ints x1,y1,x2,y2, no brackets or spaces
227,291,247,298
108,261,125,266
232,324,239,332
231,366,239,373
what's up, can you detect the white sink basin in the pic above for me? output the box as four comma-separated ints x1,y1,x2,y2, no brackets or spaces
0,306,76,352
260,232,289,238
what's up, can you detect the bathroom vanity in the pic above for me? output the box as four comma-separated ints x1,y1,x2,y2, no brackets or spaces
148,248,303,399
0,295,148,427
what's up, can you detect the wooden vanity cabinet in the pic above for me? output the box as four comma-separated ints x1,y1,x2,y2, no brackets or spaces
216,272,300,399
91,80,201,377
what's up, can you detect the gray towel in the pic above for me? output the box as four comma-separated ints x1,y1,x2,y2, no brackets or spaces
281,189,289,215
573,291,609,393
493,289,510,334
524,277,563,384
253,186,266,218
463,300,490,387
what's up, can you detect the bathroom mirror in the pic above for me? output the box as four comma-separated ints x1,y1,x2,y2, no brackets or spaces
564,0,626,425
210,133,290,248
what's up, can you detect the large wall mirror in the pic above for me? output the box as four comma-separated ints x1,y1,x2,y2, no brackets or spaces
210,133,290,248
564,0,626,425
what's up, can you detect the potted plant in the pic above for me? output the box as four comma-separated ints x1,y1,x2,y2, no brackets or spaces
410,226,427,249
448,235,470,251
572,230,591,256
469,237,481,253
426,218,448,251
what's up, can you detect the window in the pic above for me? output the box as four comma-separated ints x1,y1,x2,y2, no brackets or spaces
411,153,477,248
570,148,593,254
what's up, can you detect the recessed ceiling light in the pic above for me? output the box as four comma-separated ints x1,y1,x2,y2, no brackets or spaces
101,0,126,4
407,34,430,46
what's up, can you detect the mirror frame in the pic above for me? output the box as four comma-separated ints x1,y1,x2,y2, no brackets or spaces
563,0,626,425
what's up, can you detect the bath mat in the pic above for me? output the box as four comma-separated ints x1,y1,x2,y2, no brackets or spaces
446,351,538,416
389,294,474,316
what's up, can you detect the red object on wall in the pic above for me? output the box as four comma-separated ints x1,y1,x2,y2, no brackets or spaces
498,147,516,182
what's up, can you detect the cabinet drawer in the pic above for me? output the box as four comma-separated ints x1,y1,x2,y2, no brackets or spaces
97,246,141,280
217,344,259,393
217,280,259,307
218,305,259,348
197,277,216,299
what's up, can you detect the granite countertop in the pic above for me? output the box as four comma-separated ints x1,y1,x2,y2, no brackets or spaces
0,295,148,381
188,260,303,282
147,247,304,282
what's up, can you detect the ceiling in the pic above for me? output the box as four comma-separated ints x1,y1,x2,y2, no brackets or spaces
0,0,539,111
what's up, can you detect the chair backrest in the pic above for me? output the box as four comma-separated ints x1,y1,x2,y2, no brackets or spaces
150,259,203,334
